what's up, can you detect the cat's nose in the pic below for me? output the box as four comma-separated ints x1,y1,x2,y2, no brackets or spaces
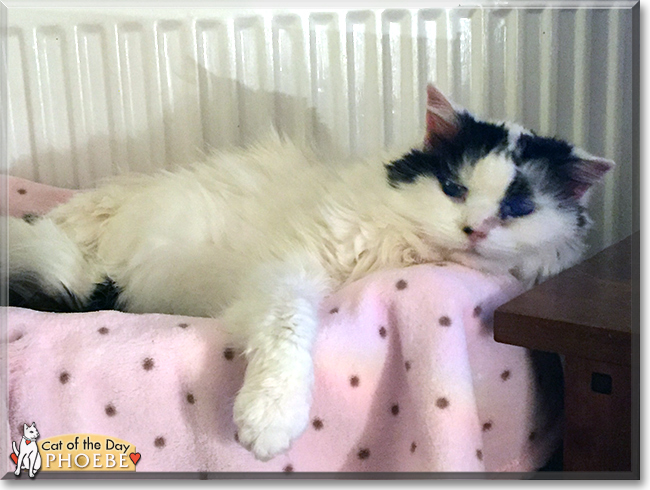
463,226,487,240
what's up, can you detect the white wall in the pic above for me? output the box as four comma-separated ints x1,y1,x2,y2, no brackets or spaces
5,4,636,253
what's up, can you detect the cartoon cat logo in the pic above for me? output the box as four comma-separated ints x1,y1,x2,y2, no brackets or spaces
11,422,42,478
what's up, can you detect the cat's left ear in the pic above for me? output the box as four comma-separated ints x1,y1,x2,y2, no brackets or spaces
31,422,36,427
570,149,615,201
425,84,461,149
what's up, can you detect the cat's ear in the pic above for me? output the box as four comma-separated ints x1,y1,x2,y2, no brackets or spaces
425,84,460,149
23,423,28,430
570,149,615,201
31,422,36,427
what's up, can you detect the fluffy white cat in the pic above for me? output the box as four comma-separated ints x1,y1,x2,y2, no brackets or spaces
6,85,613,461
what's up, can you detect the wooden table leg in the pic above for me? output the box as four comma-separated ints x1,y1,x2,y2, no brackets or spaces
563,356,631,471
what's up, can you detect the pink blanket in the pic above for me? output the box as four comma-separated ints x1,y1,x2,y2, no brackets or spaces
2,177,562,474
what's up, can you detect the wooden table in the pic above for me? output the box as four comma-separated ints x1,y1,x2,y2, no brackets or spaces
494,232,638,474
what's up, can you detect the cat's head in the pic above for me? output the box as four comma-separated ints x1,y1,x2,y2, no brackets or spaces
23,423,39,440
386,84,614,283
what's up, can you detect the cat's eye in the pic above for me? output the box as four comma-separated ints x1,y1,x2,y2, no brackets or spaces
441,180,468,201
499,196,535,219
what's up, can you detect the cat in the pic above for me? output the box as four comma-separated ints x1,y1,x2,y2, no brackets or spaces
5,84,613,461
12,423,42,478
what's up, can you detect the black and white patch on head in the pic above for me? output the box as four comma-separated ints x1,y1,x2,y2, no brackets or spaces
386,113,510,189
513,133,614,204
383,83,614,283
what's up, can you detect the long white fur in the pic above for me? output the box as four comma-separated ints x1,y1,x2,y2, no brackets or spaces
6,126,603,460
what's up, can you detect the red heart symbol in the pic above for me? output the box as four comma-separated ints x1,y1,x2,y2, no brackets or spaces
129,453,141,465
10,453,17,465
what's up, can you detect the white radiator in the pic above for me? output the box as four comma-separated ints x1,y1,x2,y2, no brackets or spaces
4,4,636,253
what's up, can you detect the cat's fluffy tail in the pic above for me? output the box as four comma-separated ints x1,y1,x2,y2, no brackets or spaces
12,441,18,455
4,216,115,312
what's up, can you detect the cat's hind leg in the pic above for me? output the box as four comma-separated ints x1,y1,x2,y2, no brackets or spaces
223,254,331,461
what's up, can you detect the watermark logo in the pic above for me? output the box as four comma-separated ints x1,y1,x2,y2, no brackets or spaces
10,426,140,476
11,423,41,478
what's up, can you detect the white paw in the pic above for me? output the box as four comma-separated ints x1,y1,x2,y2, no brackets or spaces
234,381,311,461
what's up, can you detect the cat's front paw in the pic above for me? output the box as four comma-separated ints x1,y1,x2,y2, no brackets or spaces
233,380,311,461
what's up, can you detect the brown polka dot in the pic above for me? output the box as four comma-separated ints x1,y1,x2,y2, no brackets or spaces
350,375,360,387
482,422,493,432
476,449,483,461
142,358,154,370
59,372,70,384
105,404,116,416
223,347,235,360
186,393,195,404
436,397,449,409
357,448,370,460
473,305,482,317
234,432,239,443
378,326,387,338
154,436,166,448
395,279,408,290
98,327,109,335
410,442,417,453
283,464,294,473
17,188,26,195
438,316,452,326
501,370,511,381
405,361,411,371
178,323,189,329
312,418,324,430
329,307,339,314
391,404,399,416
529,431,537,441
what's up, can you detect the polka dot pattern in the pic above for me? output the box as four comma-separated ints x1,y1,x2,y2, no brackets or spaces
5,244,548,473
395,279,408,290
436,397,449,409
438,316,452,326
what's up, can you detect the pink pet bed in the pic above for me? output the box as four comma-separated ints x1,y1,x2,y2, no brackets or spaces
2,176,562,475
